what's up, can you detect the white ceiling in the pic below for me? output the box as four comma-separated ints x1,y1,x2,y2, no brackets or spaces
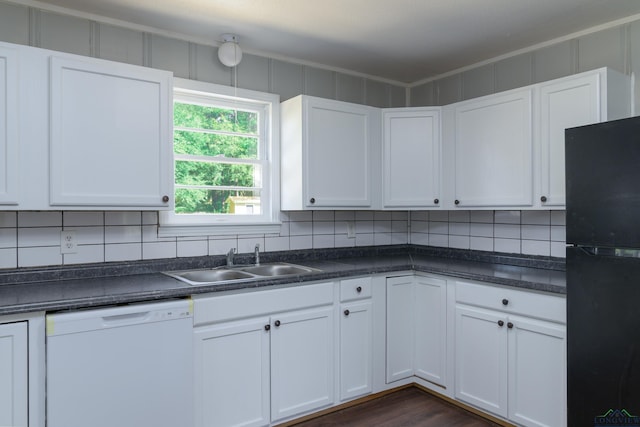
31,0,640,83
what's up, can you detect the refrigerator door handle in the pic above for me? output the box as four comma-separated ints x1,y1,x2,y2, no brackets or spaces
576,246,640,258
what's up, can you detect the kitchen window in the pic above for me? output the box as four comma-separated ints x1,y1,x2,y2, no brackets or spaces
159,79,281,236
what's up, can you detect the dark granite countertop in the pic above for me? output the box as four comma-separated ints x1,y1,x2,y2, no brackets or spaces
0,245,566,316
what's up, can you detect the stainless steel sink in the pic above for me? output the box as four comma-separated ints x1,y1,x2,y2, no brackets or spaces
240,263,318,276
172,269,255,283
164,262,321,285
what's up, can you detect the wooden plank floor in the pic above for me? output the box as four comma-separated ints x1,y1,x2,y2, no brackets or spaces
290,387,503,427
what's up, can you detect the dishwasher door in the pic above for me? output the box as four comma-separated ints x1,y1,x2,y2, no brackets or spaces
46,299,193,427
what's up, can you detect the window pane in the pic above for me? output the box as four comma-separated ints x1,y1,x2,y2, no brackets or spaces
175,188,261,215
174,131,258,159
175,160,259,187
174,102,258,134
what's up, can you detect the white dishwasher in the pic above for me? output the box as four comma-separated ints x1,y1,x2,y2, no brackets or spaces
46,299,194,427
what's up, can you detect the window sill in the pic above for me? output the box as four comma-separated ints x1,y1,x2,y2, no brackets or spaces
157,222,282,238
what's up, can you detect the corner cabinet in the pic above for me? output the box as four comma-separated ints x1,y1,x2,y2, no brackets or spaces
450,88,534,208
382,108,441,209
281,95,381,210
386,274,449,392
0,43,19,206
537,68,631,207
454,280,566,427
49,55,173,208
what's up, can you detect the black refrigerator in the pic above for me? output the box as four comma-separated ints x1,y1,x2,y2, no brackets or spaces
566,116,640,427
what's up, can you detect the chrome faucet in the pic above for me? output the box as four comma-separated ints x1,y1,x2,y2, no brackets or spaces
226,248,236,266
254,243,260,266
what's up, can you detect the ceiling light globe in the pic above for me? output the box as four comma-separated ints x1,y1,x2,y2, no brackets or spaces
218,41,243,67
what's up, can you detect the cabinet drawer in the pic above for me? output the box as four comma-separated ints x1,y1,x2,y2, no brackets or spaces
193,282,334,326
340,277,372,301
455,280,565,323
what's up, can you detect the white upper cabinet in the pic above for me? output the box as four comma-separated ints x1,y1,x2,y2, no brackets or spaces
281,95,381,210
0,43,19,205
382,108,441,209
49,55,173,208
1,41,173,211
537,68,631,207
450,88,534,208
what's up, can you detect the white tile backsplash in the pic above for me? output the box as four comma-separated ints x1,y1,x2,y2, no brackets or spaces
105,242,141,262
18,212,62,227
1,209,567,270
522,239,551,256
64,244,104,265
470,223,493,238
521,210,551,225
521,224,551,241
105,225,141,244
143,241,177,259
494,238,521,254
0,228,16,248
470,236,494,251
0,212,17,228
18,246,62,267
494,210,521,224
18,227,61,247
105,211,142,226
0,248,17,268
63,212,104,227
412,209,565,258
177,239,208,258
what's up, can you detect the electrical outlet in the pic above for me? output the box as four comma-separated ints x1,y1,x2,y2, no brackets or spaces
60,231,77,254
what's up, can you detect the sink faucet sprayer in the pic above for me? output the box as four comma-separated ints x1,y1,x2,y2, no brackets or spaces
255,244,260,266
226,248,236,266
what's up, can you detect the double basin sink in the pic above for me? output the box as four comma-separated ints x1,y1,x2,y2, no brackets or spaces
164,262,321,286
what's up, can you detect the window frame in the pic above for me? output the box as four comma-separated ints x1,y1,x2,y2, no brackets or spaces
159,78,281,237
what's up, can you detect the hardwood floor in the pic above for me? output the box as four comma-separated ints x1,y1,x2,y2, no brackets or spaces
290,387,503,427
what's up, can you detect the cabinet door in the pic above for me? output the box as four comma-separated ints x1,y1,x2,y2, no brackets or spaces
49,55,172,208
386,276,415,383
383,109,441,208
508,315,566,427
340,300,373,401
194,318,270,427
455,305,508,418
454,89,533,207
0,322,28,427
0,44,18,205
539,73,600,207
414,276,447,387
305,98,372,208
271,306,334,422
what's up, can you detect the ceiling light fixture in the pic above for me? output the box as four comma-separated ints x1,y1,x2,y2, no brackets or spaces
217,34,243,67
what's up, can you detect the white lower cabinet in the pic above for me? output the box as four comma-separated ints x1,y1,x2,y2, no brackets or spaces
454,280,566,427
339,277,374,401
386,274,448,390
194,317,270,427
193,282,335,427
0,321,28,427
508,314,566,427
270,306,334,421
0,313,45,427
